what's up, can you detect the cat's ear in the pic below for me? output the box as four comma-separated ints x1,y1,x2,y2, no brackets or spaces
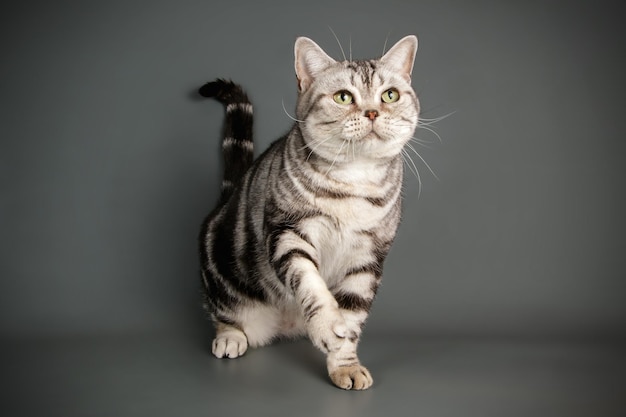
380,35,418,82
294,37,336,92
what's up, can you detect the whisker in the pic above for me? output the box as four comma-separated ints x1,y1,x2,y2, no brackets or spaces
405,142,439,181
401,149,422,197
407,127,440,144
418,111,455,125
409,137,435,150
304,136,335,161
417,123,443,144
325,139,347,176
349,34,352,61
282,99,305,123
382,29,392,56
328,26,347,61
400,150,419,180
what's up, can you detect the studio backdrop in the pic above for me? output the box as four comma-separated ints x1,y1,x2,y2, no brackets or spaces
1,0,624,341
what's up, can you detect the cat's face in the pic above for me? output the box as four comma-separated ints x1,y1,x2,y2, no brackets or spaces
295,36,419,163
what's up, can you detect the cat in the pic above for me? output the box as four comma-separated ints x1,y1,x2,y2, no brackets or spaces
198,35,419,390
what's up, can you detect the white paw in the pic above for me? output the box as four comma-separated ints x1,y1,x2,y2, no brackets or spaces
307,307,354,353
212,330,248,359
329,364,373,390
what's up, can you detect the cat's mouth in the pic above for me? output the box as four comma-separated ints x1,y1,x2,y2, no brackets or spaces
363,125,383,141
365,132,382,141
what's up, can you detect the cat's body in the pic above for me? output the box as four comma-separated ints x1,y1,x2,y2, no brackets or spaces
198,36,419,390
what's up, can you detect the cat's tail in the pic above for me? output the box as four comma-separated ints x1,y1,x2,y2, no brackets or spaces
198,79,254,202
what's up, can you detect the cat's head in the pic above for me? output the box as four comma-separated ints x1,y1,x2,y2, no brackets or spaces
294,36,419,163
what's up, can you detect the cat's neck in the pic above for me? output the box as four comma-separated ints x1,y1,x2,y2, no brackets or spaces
320,156,401,186
290,125,402,187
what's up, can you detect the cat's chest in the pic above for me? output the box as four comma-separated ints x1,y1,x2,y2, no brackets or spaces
298,208,398,284
311,188,398,231
316,198,378,228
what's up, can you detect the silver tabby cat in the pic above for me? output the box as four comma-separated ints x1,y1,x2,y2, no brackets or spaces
198,35,419,390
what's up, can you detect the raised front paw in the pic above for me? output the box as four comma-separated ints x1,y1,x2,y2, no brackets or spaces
307,307,355,353
329,364,373,390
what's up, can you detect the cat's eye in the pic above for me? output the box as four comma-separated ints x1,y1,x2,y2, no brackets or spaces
381,88,400,103
333,90,354,105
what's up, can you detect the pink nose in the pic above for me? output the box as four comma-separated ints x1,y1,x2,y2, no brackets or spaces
364,110,378,120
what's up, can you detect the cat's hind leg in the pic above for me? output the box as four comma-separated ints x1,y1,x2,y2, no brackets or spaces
212,321,248,359
211,303,284,358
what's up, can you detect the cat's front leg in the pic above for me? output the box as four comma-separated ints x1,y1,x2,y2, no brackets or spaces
286,263,352,354
325,269,381,390
303,289,354,354
325,308,373,390
326,338,373,390
270,232,350,354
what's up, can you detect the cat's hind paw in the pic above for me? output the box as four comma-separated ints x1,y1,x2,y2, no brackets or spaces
212,327,248,359
329,364,373,390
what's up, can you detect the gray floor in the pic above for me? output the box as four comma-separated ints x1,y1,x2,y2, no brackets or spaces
3,331,625,417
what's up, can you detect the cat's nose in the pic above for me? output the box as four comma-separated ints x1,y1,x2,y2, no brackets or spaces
364,110,379,120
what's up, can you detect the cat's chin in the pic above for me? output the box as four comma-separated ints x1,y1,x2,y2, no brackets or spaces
360,132,406,150
351,129,384,143
363,131,382,141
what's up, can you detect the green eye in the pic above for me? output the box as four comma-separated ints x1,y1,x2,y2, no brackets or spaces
381,88,400,103
333,90,353,105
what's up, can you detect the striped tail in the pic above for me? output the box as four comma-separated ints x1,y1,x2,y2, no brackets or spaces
198,79,254,202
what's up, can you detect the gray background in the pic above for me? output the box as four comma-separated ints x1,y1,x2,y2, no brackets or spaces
2,0,625,416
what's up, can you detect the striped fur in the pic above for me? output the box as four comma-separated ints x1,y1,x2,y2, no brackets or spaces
198,36,419,390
